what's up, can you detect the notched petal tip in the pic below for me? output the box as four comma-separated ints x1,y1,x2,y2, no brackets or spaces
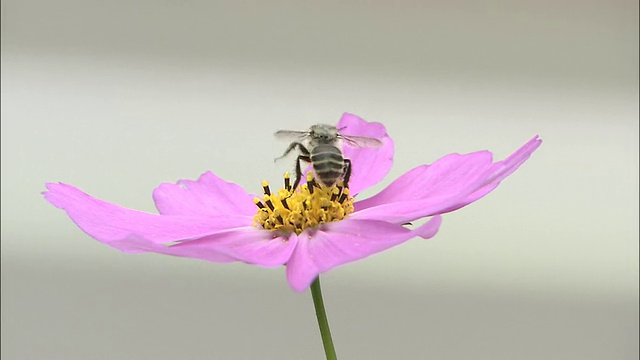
414,215,442,239
42,181,253,254
43,182,90,210
352,135,542,224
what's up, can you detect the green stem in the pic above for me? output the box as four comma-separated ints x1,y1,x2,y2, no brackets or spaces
310,276,337,360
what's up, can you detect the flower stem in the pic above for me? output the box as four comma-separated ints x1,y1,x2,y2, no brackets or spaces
310,276,338,360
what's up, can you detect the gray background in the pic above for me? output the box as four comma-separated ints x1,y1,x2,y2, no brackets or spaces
2,0,638,359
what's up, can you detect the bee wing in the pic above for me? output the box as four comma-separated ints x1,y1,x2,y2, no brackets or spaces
274,130,309,141
340,134,383,148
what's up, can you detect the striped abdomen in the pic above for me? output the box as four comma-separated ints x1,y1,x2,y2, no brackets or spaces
310,144,345,187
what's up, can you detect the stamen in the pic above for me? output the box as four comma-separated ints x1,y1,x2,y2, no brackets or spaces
284,172,291,191
306,173,316,195
253,172,355,235
264,198,275,211
262,180,271,196
253,197,265,209
338,188,350,203
330,187,340,202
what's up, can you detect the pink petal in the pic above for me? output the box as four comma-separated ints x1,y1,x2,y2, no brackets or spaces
153,171,256,217
337,113,395,195
285,216,442,292
95,236,239,263
439,134,542,213
166,228,297,267
353,136,542,223
44,183,252,253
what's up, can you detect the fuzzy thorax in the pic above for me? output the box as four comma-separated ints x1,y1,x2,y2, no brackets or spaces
253,172,354,235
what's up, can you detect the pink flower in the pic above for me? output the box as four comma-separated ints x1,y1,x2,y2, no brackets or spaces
44,113,541,292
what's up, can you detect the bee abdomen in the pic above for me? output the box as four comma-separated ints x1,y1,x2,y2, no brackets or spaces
311,145,344,186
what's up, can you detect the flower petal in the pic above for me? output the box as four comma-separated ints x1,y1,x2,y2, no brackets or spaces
96,236,239,263
166,228,297,267
353,136,542,223
337,113,395,195
153,171,256,217
438,134,543,213
44,183,252,253
285,216,442,292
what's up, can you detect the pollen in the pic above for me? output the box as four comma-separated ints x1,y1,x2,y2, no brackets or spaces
253,171,354,235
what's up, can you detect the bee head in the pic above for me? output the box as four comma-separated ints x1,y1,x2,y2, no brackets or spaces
309,124,338,143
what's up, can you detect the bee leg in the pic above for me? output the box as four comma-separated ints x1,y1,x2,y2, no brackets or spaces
293,155,311,189
275,142,309,162
343,159,352,189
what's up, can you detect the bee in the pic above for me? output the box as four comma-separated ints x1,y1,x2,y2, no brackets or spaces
275,124,383,189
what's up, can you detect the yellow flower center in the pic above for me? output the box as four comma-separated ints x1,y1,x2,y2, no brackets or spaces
253,172,355,235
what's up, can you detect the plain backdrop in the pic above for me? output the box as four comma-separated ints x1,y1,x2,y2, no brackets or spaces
2,0,638,359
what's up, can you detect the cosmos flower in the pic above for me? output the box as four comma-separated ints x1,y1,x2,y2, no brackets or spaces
44,113,541,292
